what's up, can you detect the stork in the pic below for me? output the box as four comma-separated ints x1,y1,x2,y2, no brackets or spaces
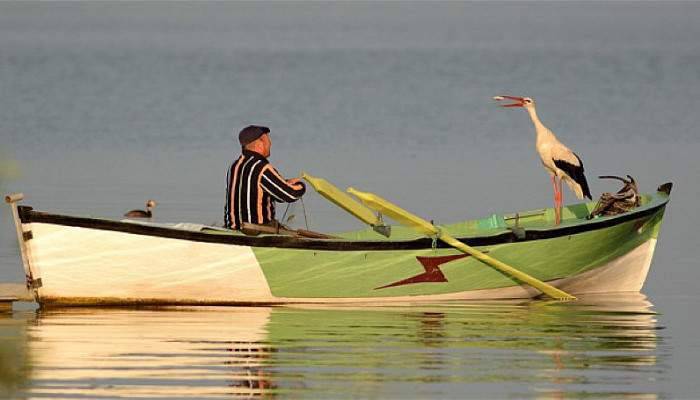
493,95,592,225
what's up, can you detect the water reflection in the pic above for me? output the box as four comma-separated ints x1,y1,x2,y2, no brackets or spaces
0,311,31,399
1,293,666,399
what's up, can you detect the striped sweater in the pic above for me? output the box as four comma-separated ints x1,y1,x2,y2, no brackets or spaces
224,150,306,230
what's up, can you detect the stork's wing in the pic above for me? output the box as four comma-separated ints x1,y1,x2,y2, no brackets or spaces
553,152,592,200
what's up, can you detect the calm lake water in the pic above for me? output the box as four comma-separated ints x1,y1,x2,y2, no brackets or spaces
1,2,699,398
0,295,669,399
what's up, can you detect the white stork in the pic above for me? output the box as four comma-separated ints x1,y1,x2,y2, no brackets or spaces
493,95,592,224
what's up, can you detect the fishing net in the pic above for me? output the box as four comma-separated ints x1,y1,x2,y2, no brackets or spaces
588,175,640,219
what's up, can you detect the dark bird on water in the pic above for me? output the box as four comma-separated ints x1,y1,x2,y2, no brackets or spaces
124,199,157,218
494,95,592,225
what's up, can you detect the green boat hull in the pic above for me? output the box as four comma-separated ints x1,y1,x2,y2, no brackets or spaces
253,183,669,300
254,208,664,299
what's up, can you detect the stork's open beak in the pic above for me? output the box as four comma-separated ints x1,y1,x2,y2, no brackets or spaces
493,95,525,107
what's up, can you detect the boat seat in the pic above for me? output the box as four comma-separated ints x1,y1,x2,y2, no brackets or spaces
476,214,508,230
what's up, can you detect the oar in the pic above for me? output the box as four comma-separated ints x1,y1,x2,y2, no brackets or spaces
347,188,576,301
302,172,391,237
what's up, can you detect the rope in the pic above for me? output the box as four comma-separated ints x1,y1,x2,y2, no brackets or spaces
301,197,310,231
281,203,291,224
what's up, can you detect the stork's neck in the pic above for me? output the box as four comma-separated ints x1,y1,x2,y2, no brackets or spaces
527,106,555,144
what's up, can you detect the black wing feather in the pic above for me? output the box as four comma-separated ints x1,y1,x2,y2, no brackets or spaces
553,153,592,200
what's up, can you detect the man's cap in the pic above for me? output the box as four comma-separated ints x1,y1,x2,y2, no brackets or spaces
238,125,270,146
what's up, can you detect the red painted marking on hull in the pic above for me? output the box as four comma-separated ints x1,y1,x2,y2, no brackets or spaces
375,254,469,290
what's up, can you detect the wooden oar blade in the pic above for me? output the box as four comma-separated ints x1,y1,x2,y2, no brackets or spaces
302,173,380,226
347,188,438,237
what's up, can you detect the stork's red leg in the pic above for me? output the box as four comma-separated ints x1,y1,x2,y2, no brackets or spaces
558,178,564,206
557,178,564,207
551,176,561,225
557,178,564,224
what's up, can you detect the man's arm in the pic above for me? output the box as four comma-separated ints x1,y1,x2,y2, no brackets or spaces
260,165,306,202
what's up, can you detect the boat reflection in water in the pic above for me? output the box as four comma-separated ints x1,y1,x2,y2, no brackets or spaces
24,307,274,398
3,293,665,399
0,311,31,398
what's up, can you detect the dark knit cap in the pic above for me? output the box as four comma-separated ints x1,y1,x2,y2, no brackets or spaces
238,125,270,146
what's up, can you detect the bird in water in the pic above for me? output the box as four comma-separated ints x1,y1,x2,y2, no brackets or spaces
124,199,157,218
493,95,592,225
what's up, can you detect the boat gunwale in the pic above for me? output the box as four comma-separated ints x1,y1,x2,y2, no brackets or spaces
16,185,671,251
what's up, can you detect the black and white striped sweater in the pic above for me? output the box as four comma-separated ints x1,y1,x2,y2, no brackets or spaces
224,150,306,230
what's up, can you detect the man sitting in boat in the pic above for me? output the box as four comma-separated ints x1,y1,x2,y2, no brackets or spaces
224,125,306,232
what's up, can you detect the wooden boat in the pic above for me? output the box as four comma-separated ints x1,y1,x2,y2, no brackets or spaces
4,182,672,306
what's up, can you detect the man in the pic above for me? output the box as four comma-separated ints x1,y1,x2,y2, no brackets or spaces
224,125,306,230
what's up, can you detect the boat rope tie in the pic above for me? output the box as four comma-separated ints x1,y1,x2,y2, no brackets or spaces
431,226,442,250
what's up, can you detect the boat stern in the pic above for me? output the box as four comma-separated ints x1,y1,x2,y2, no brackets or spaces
4,194,42,301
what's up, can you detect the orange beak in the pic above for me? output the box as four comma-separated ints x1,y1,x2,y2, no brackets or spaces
493,95,525,108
